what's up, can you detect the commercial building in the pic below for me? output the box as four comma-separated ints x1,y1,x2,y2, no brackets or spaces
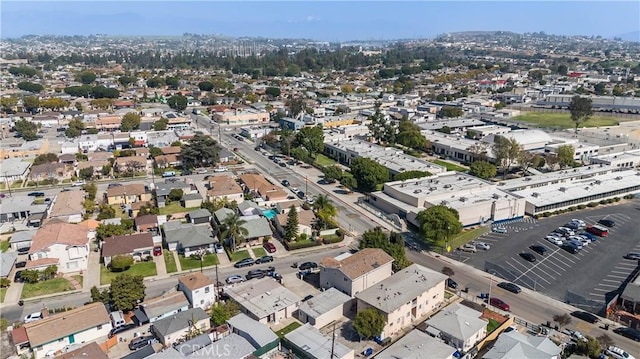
590,149,640,168
424,130,495,164
319,248,394,296
213,107,270,126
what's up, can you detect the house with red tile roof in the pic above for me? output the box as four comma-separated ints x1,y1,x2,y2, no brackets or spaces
27,222,90,273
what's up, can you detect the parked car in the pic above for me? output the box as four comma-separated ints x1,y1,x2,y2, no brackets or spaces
27,192,45,197
254,255,274,264
497,282,522,294
153,246,162,256
108,323,136,338
196,168,208,174
459,244,477,253
489,297,510,311
598,218,616,227
613,327,640,342
492,226,507,234
475,242,491,251
16,247,30,254
214,243,224,254
15,261,26,268
128,336,153,351
281,180,290,187
246,269,266,280
234,258,255,268
225,275,245,284
520,252,536,263
299,262,318,270
529,245,548,256
545,236,564,246
446,278,458,289
571,311,600,324
605,346,636,359
14,271,23,283
624,252,640,260
263,242,276,253
579,232,597,242
556,227,575,237
561,243,579,254
296,191,305,199
24,312,43,323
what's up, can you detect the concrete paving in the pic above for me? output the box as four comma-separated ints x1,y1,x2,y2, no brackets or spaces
84,250,101,291
153,251,167,277
172,251,182,272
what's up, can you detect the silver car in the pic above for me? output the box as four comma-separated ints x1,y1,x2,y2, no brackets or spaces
225,275,245,284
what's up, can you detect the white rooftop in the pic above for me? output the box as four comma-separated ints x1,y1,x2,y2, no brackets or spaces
423,131,496,159
284,323,354,359
417,118,485,131
225,278,301,320
375,329,456,359
299,288,351,318
499,164,618,191
425,303,487,341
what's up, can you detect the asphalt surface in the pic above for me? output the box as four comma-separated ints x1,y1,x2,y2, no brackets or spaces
457,200,640,314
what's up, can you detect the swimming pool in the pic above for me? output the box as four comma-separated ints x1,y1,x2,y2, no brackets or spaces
263,209,278,220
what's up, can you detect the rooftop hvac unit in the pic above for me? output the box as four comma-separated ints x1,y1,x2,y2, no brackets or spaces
532,193,539,197
444,184,452,188
615,176,622,180
430,187,437,191
414,189,422,194
492,193,500,199
559,187,567,192
460,197,467,202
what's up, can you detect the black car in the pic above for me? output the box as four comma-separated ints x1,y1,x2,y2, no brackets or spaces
128,336,152,350
181,169,192,176
254,255,274,264
613,326,640,342
520,252,536,262
446,278,458,289
497,282,522,294
17,247,30,254
299,262,318,270
296,191,305,199
15,261,26,268
281,180,290,187
108,323,136,338
28,192,45,197
561,243,579,254
246,269,266,280
529,245,548,256
302,295,314,302
598,219,615,227
234,258,255,268
571,311,600,324
14,271,23,283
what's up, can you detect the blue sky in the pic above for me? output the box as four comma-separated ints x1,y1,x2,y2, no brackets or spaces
2,1,638,41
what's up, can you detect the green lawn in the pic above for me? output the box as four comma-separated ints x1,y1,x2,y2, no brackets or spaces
72,275,83,288
275,322,302,339
487,318,501,333
164,251,178,273
314,154,336,167
0,288,6,303
179,253,219,271
432,159,468,172
100,262,157,285
432,227,489,253
33,198,45,205
109,204,131,219
229,250,250,262
251,247,267,258
21,278,75,299
159,202,200,215
0,241,9,253
513,112,626,129
11,181,23,189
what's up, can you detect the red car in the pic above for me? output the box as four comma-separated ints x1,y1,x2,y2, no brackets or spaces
153,246,162,256
490,297,510,311
263,242,276,253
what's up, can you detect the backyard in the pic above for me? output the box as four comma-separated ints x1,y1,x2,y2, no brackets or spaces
275,322,302,339
178,253,219,271
0,288,6,302
513,112,627,129
100,262,157,285
21,278,75,299
164,251,178,273
159,202,200,216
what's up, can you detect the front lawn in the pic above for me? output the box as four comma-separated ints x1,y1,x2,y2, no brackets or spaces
251,247,267,258
0,240,9,253
432,159,468,172
275,322,302,339
314,154,336,167
109,204,131,219
21,278,75,299
164,251,178,273
179,253,219,271
100,262,157,285
229,249,250,262
513,112,626,129
0,288,6,302
159,202,200,215
487,318,501,333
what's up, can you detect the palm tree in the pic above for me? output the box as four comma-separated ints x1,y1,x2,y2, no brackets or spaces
221,213,248,252
312,194,338,229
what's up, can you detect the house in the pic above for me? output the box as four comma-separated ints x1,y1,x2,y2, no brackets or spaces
375,329,456,359
29,162,69,182
138,291,190,324
274,200,303,214
484,329,562,359
225,278,301,324
242,217,273,245
206,175,244,204
424,303,487,353
178,272,215,310
128,201,153,219
319,248,394,296
274,209,315,238
9,230,36,251
114,156,148,174
23,302,112,359
160,146,182,155
54,342,109,359
219,148,237,163
104,184,151,205
191,333,255,359
0,196,48,224
298,287,352,328
101,232,154,267
355,264,447,337
186,209,211,225
182,193,203,209
284,323,355,359
172,334,212,357
0,158,31,182
1,252,17,278
154,154,181,169
238,173,288,201
227,313,280,357
154,181,191,208
134,215,159,233
237,201,261,216
49,190,85,223
150,307,210,346
28,222,89,273
163,221,216,256
120,344,155,359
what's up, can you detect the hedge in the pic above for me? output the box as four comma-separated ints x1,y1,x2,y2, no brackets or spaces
283,239,322,251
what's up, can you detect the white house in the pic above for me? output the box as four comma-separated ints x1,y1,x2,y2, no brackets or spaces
424,303,488,353
178,272,215,310
27,222,89,273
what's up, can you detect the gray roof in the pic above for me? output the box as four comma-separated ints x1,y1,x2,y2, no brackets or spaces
141,292,189,320
155,182,190,196
152,308,209,338
484,330,561,359
183,193,203,201
187,208,210,219
242,217,272,239
189,333,255,359
284,323,354,359
0,158,31,177
299,288,351,319
173,334,212,356
9,230,37,244
121,344,155,359
213,207,235,224
375,329,456,359
227,313,279,348
164,223,215,247
148,348,184,359
226,278,301,320
425,303,487,342
237,201,260,213
0,197,47,216
355,264,447,313
0,252,18,277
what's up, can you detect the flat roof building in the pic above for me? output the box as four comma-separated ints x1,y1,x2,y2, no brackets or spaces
375,329,456,359
284,323,355,359
225,277,301,325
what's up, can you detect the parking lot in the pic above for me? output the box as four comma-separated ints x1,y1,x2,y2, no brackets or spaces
451,200,640,313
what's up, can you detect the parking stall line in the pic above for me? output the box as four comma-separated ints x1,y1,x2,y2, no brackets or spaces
602,279,622,283
606,274,628,279
610,270,632,275
591,288,611,292
547,252,575,267
541,259,569,272
597,284,619,288
617,263,639,269
534,261,563,277
586,296,606,303
512,257,555,284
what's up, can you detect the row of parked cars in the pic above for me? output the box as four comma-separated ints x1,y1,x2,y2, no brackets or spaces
544,219,602,254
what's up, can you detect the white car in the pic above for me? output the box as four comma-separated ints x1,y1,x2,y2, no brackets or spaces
475,242,491,250
214,243,224,254
196,168,208,174
545,236,563,245
24,312,43,323
213,167,228,173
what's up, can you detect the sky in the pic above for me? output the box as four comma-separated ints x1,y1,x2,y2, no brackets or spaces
1,1,639,41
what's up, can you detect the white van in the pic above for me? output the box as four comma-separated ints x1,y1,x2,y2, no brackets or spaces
110,311,126,329
606,346,635,359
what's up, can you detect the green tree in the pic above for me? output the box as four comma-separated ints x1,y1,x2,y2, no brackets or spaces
167,94,188,112
295,125,324,159
210,300,240,327
146,77,164,88
77,71,97,84
396,120,428,149
265,87,281,98
221,213,248,252
576,336,601,358
91,86,119,99
360,227,411,271
0,278,11,288
0,96,18,113
416,205,462,246
74,101,83,111
180,134,221,169
492,136,522,179
593,82,606,95
469,161,497,180
23,96,40,113
8,66,37,77
90,98,114,111
350,157,389,192
120,112,141,132
394,170,432,181
557,145,575,168
149,146,164,158
440,106,464,118
110,254,135,272
90,285,111,304
322,165,343,182
286,97,306,117
96,221,133,240
42,265,58,280
41,98,69,111
109,274,145,312
78,167,94,180
65,118,85,138
165,76,179,89
21,269,40,284
438,125,452,134
284,205,299,241
353,307,386,339
278,129,294,157
33,153,59,165
17,81,44,93
367,106,395,145
557,64,568,76
13,119,38,141
568,96,593,133
168,188,184,202
118,76,137,87
198,81,214,91
313,194,338,230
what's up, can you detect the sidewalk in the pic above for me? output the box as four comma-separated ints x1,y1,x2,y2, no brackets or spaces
4,281,23,303
172,251,182,272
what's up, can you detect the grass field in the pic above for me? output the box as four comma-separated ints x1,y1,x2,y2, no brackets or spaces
164,251,178,273
159,202,200,215
229,250,250,262
0,241,9,253
314,154,336,167
21,278,75,299
100,262,157,285
513,112,625,129
179,253,219,271
0,288,6,302
432,159,468,172
109,204,131,219
251,247,267,258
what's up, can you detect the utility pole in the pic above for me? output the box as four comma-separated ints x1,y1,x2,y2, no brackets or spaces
215,263,220,300
330,322,336,358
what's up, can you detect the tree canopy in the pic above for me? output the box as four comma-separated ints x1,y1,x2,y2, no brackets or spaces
198,81,214,91
469,160,497,180
557,145,575,168
110,274,145,311
23,96,40,113
165,76,180,89
322,165,343,182
294,125,324,159
393,170,432,181
568,96,593,133
353,307,386,339
17,81,44,93
33,153,59,165
284,206,299,241
8,66,37,77
77,71,97,84
396,120,428,149
167,94,188,112
440,106,464,118
360,227,412,271
180,134,221,169
210,300,240,327
350,157,389,192
153,118,168,131
13,119,38,141
121,112,141,132
221,213,248,251
367,107,395,145
65,118,85,138
416,205,462,246
492,136,522,179
265,87,281,98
